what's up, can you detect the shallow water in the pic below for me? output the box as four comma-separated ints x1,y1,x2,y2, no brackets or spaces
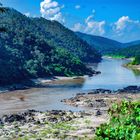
0,58,140,116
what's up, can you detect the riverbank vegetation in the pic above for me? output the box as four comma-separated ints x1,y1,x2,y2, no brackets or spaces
131,56,140,65
95,101,140,140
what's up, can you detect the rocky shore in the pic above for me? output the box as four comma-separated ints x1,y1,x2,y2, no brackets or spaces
0,110,108,140
62,86,140,109
0,86,140,139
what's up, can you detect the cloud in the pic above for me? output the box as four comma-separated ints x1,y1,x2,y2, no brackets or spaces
111,16,140,42
24,12,30,17
113,16,140,34
75,5,81,9
71,23,83,31
40,0,65,23
72,10,106,36
85,20,106,35
72,12,140,42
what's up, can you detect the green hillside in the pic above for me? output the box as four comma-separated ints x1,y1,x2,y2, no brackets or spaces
113,44,140,58
76,32,123,55
0,8,101,85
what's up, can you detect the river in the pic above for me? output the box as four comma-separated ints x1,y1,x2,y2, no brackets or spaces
0,58,140,116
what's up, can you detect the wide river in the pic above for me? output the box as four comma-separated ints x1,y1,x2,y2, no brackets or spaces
0,58,140,116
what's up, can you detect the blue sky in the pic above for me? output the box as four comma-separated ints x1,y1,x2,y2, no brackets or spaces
1,0,140,42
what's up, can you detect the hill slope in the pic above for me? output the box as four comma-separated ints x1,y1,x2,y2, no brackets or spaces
76,32,123,55
124,40,140,47
32,18,101,62
0,8,101,85
113,44,140,58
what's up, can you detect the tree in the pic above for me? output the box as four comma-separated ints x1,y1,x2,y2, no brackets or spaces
0,3,6,32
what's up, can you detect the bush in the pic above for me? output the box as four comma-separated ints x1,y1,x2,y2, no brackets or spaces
95,101,140,140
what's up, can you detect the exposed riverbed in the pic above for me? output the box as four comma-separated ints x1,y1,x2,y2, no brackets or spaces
0,58,140,116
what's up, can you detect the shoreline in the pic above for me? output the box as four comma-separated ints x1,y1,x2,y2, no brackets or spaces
0,76,89,94
125,63,140,71
0,86,140,139
0,74,101,94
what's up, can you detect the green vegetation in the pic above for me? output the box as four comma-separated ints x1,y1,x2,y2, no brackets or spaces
0,7,101,85
105,55,126,59
112,44,140,58
95,101,140,140
0,3,6,32
131,56,140,65
76,32,123,55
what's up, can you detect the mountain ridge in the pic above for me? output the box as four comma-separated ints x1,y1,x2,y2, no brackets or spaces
75,32,140,55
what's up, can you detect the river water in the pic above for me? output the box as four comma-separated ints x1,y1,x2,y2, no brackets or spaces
0,58,140,116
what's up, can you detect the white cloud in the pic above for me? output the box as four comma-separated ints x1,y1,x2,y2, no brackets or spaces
85,20,106,35
40,0,65,23
72,13,140,42
71,23,83,31
113,16,140,33
72,10,106,36
110,16,140,42
75,5,81,9
24,12,30,17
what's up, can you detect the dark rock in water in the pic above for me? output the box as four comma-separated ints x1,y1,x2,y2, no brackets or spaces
3,114,26,123
95,110,102,116
77,93,86,96
88,89,112,94
117,86,140,93
88,92,96,95
0,119,3,125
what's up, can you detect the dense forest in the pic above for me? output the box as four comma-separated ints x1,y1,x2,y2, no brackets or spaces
113,44,140,58
0,7,101,85
131,56,140,65
76,32,123,55
112,44,140,64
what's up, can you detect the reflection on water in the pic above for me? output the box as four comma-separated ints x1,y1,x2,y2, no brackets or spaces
82,58,140,90
0,58,140,116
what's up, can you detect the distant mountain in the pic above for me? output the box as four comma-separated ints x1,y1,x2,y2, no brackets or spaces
0,8,101,85
76,32,140,56
76,32,123,55
124,40,140,47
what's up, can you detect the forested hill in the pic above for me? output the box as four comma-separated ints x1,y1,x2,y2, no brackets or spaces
32,18,101,62
0,8,101,85
113,44,140,58
76,32,123,55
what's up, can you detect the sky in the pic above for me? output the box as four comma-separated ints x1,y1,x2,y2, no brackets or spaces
1,0,140,43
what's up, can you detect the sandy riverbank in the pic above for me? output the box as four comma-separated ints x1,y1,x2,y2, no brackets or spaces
0,76,89,94
31,76,88,85
129,64,140,71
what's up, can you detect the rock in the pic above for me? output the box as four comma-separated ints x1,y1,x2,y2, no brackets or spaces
88,89,112,94
88,103,94,107
3,114,26,123
95,110,102,116
48,117,58,123
77,93,86,96
0,119,3,125
117,86,140,93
